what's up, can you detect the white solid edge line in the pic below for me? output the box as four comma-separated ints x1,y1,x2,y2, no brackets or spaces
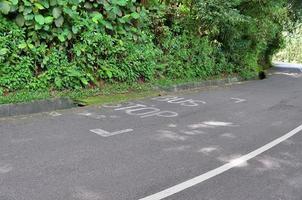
139,124,302,200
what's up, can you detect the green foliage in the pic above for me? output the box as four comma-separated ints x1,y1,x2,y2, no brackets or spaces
0,0,294,95
288,0,302,24
161,32,223,78
28,48,93,90
0,16,35,90
187,0,287,70
73,30,162,82
0,0,146,45
274,25,302,63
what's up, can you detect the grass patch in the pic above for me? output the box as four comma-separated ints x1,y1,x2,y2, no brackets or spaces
78,91,159,106
0,82,158,105
0,74,246,105
0,90,51,105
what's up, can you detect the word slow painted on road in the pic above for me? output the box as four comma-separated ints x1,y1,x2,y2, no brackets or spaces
103,103,178,118
152,96,206,107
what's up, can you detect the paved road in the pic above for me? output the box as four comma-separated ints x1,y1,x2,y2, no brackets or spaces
1,66,302,200
274,62,302,73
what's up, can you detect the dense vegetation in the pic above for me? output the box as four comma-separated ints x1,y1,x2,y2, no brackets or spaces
274,25,302,63
274,0,302,63
0,0,299,94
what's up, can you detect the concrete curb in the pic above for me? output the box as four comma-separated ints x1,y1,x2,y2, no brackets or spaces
155,76,254,92
0,98,76,118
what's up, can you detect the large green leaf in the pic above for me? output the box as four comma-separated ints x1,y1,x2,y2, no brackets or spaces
34,3,44,10
131,12,140,19
58,34,65,42
40,0,49,8
52,7,62,19
10,0,18,5
55,16,64,27
44,16,54,24
50,0,57,6
18,43,27,49
55,77,62,88
0,48,8,56
91,12,103,24
84,2,92,9
0,0,11,14
72,25,78,34
112,6,122,17
24,13,34,20
101,20,113,30
15,14,25,26
35,14,45,25
115,0,127,6
23,7,32,15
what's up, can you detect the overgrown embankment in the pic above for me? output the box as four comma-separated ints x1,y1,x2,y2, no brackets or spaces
0,0,291,95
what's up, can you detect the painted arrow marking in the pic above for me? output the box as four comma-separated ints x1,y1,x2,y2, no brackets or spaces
90,128,133,137
231,98,247,103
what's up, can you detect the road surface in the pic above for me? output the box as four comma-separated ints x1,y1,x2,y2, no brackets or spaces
1,65,302,200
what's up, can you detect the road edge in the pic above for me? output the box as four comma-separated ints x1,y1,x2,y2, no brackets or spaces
0,98,76,118
0,76,258,118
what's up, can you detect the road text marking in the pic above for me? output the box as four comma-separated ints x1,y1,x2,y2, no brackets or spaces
231,98,247,103
90,128,133,137
139,123,302,200
104,103,179,118
152,96,206,107
49,111,62,117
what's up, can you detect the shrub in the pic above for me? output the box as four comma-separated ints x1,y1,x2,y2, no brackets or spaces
0,0,293,94
188,0,286,70
274,26,302,63
73,30,162,83
0,15,35,91
0,0,146,45
161,32,215,79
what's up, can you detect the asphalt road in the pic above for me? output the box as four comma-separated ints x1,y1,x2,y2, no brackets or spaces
1,65,302,200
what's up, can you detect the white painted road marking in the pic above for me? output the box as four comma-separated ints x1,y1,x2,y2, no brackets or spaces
188,121,237,129
139,124,302,200
78,112,92,116
49,111,62,117
203,121,236,127
90,128,133,137
112,103,179,118
231,98,247,103
152,96,206,107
